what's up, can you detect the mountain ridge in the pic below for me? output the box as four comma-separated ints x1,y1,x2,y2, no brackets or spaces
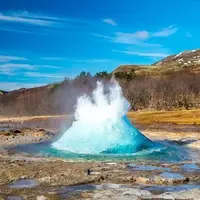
114,49,200,75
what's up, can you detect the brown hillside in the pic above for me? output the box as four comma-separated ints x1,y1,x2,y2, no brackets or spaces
114,49,200,76
0,79,98,117
153,49,200,66
0,85,53,116
114,64,200,76
1,50,200,116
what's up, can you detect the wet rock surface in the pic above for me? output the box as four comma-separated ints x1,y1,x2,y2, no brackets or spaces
0,125,200,199
8,179,39,189
0,154,200,199
0,128,53,152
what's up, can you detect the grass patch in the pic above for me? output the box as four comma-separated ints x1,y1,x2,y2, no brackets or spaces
128,109,200,125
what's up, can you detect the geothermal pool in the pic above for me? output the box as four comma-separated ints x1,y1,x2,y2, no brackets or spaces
52,81,161,155
8,81,189,161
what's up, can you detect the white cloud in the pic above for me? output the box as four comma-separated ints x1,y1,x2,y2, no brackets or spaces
0,63,36,70
102,18,116,26
152,26,178,37
0,12,55,26
114,27,177,45
0,81,46,91
0,26,47,35
0,63,37,75
17,11,89,24
40,56,114,64
73,59,113,64
114,31,150,45
42,65,62,69
114,50,169,58
134,31,150,39
0,55,27,62
92,26,177,46
0,10,94,35
90,33,114,40
0,62,63,75
0,68,15,75
24,72,63,79
0,10,92,29
40,57,65,61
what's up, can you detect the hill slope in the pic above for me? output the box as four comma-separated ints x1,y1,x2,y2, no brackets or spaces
0,90,8,95
114,50,200,75
153,49,200,66
1,49,200,116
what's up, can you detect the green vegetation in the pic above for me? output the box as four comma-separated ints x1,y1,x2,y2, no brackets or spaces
1,60,200,116
114,64,200,76
49,68,200,111
114,69,136,80
94,71,111,79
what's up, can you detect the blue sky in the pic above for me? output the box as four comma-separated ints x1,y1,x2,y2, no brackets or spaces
0,0,199,90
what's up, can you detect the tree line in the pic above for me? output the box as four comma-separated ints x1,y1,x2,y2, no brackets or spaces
59,70,200,111
0,69,199,116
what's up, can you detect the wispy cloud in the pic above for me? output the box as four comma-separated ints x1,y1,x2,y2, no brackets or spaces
0,10,93,35
0,11,55,27
0,10,92,29
0,63,37,75
40,57,65,61
114,31,150,45
0,62,62,76
102,18,116,26
40,56,114,64
152,26,178,37
92,25,177,46
24,72,63,79
42,65,62,69
18,11,88,25
92,31,159,47
0,55,27,62
0,63,36,70
73,59,113,64
0,26,47,35
90,33,114,40
91,25,176,59
114,50,169,58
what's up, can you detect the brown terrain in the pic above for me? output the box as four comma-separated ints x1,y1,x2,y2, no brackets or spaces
0,50,200,199
114,49,200,76
1,49,200,117
0,112,200,200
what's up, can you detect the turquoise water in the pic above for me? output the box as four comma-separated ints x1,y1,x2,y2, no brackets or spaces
10,139,188,162
52,116,156,155
19,82,187,162
9,116,189,162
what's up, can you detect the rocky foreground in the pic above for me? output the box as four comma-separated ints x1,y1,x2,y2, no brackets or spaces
0,121,200,199
0,153,200,200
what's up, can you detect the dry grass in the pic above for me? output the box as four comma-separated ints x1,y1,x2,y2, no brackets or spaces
0,115,68,123
1,109,200,125
114,64,200,76
128,109,200,125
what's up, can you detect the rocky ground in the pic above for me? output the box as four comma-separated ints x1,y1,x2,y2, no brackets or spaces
0,117,200,199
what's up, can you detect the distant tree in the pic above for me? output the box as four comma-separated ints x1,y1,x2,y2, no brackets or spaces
63,77,70,85
76,71,91,79
75,71,92,84
114,69,136,81
94,71,111,79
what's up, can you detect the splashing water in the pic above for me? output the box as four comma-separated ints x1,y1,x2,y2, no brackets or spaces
52,81,155,154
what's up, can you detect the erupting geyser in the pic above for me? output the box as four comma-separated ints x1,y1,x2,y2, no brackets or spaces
52,81,154,154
